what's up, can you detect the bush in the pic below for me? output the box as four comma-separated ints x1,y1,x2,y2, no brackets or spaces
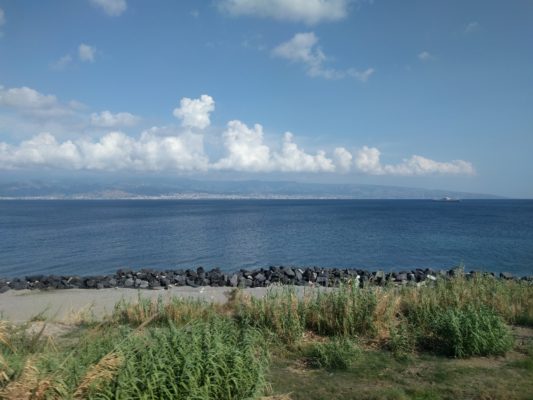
306,337,360,370
95,317,269,399
422,306,514,358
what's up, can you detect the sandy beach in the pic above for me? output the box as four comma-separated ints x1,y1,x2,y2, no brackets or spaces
0,287,271,322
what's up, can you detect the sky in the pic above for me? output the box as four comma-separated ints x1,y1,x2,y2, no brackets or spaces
0,0,532,197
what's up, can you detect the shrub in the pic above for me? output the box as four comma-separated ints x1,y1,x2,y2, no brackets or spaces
306,337,360,370
95,317,269,399
421,306,514,358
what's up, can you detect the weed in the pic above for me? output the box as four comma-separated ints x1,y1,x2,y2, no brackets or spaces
306,337,360,370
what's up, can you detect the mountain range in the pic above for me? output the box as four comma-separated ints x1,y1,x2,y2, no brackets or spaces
0,178,502,200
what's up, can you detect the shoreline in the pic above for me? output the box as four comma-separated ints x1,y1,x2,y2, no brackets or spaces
2,266,530,323
1,266,531,295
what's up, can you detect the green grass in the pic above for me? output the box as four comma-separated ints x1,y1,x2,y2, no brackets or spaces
304,337,360,370
0,276,531,399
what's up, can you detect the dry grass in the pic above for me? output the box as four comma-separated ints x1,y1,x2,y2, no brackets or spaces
73,352,123,398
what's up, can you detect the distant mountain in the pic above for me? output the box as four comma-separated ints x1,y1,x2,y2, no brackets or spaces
0,178,502,200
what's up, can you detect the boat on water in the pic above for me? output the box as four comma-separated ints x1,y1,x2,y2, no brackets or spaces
434,196,461,202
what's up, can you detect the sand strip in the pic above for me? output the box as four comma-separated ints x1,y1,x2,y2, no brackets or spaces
0,287,271,322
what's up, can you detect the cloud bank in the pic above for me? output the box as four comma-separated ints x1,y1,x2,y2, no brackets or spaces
91,111,140,128
273,32,374,81
0,86,77,118
355,146,475,176
219,0,352,25
0,88,475,176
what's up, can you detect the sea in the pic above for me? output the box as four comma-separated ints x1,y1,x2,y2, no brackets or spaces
0,199,532,278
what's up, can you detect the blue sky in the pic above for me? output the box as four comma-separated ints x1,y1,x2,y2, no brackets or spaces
0,0,532,197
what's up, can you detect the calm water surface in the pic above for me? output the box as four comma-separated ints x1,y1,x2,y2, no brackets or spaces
0,200,532,277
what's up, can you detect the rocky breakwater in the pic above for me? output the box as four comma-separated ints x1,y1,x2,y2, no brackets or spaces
0,267,531,293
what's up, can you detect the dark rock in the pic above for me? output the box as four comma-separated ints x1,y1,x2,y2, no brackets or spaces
174,275,186,286
124,278,134,287
448,267,463,277
25,275,44,282
374,270,385,284
283,267,295,278
108,278,117,287
85,279,97,289
254,273,266,283
96,282,105,290
186,278,197,287
0,285,10,294
316,276,328,286
500,272,513,280
138,280,149,289
396,273,408,282
295,270,303,282
229,274,239,287
116,268,133,276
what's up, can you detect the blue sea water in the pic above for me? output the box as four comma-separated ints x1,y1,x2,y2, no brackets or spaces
0,200,532,278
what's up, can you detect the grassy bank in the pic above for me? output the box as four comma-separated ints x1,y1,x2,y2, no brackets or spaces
1,274,532,399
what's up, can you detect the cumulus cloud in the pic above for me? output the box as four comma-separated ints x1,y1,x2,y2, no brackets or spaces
0,91,475,177
214,120,335,172
0,130,208,171
275,132,335,172
91,110,140,128
333,147,353,172
219,0,351,25
354,146,475,176
0,86,75,117
89,0,127,16
418,51,434,62
78,44,96,62
173,94,215,130
272,32,373,81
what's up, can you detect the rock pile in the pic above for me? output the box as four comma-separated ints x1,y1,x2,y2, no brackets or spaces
0,266,530,293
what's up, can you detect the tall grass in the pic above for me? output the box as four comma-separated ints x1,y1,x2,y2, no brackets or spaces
305,337,360,370
0,314,268,399
96,318,268,399
235,275,530,356
0,276,530,398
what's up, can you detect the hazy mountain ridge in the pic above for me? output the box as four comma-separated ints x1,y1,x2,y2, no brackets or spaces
0,179,502,199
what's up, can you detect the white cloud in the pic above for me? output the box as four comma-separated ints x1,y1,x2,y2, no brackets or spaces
354,146,475,176
0,86,74,117
91,110,140,128
1,90,475,177
214,120,271,171
79,44,96,62
333,147,353,172
272,32,373,81
214,120,335,172
465,21,480,34
89,0,127,16
347,68,375,82
274,132,335,172
51,54,73,70
0,130,208,172
173,94,215,130
418,51,434,62
0,133,83,170
219,0,351,25
0,8,5,26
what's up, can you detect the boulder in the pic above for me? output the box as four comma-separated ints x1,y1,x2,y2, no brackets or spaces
500,272,513,280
